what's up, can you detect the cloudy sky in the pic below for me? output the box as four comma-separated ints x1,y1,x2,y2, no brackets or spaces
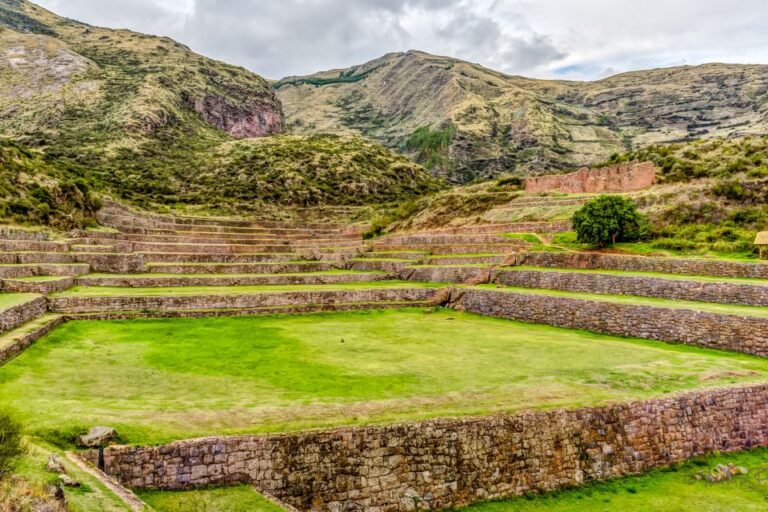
36,0,768,80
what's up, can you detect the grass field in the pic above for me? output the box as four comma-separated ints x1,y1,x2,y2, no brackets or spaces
139,487,284,512
474,285,768,318
460,448,768,512
0,292,40,310
2,309,768,445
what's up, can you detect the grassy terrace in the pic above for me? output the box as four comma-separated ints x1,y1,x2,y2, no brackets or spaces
473,285,768,318
3,309,768,445
0,292,40,310
83,270,387,279
139,487,284,512
52,281,442,297
506,265,768,285
460,448,768,512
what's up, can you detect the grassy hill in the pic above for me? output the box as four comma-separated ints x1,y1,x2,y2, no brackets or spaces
0,1,440,219
277,51,768,183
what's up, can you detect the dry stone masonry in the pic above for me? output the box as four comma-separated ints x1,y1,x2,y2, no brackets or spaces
525,162,656,193
90,384,768,511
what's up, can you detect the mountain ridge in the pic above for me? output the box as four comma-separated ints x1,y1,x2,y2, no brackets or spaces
276,51,768,182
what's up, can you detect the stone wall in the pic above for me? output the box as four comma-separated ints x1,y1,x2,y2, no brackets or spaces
0,296,47,334
452,288,768,356
517,252,768,279
494,269,768,306
0,315,65,365
76,273,388,288
92,384,768,511
525,162,656,193
2,277,75,294
48,288,441,314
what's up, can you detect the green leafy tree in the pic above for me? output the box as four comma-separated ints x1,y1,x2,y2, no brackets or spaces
0,412,23,480
572,195,647,247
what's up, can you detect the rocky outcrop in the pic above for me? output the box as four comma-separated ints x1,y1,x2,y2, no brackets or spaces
191,95,284,138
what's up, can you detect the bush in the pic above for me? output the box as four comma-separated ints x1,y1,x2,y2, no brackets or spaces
0,412,24,480
572,195,647,247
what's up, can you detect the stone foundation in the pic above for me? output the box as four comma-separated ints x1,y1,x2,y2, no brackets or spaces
451,288,768,356
517,252,768,279
0,296,47,333
90,384,768,511
525,162,656,193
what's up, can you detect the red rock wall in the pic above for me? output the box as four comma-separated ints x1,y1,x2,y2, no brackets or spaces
525,162,656,194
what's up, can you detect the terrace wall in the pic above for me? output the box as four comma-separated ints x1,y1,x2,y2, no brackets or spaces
525,162,656,193
0,296,47,333
516,252,768,279
92,384,768,511
48,288,441,314
452,288,768,356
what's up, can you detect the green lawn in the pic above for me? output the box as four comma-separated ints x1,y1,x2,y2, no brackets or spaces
84,270,386,278
3,309,768,445
139,487,284,512
474,285,768,318
52,281,444,297
460,448,768,512
505,266,768,285
0,292,40,310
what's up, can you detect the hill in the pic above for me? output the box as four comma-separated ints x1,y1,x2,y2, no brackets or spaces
0,1,439,218
276,51,768,183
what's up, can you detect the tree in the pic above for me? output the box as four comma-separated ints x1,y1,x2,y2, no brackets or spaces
0,412,24,480
572,195,646,247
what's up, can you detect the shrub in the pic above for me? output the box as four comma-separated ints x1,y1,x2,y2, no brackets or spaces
0,412,24,480
572,195,647,247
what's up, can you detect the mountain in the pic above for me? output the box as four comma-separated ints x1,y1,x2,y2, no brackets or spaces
0,1,439,216
276,51,768,182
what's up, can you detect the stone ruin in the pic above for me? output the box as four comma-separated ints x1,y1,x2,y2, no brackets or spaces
525,161,657,194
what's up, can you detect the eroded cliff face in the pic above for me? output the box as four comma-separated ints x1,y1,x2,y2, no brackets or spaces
192,95,284,138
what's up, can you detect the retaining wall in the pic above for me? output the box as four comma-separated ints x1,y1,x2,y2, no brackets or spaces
0,296,47,333
517,252,768,279
525,162,656,193
90,384,768,511
76,273,389,288
452,288,768,356
0,315,65,365
48,288,441,314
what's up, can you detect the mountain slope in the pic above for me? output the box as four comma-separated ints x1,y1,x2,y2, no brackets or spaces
276,51,768,182
0,1,440,213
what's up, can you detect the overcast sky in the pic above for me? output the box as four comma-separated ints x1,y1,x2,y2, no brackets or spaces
36,0,768,80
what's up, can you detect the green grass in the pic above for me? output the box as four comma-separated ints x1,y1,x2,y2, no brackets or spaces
83,270,386,279
52,281,443,297
460,447,768,512
0,292,39,310
3,309,768,445
473,285,768,318
139,486,284,512
507,266,768,285
8,275,68,282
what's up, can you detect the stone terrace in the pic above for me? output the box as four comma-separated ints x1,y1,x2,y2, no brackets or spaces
2,202,768,511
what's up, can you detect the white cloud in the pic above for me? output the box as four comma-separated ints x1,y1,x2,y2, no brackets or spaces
33,0,768,80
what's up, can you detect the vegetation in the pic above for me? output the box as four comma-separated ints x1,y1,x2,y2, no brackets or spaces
0,411,23,480
274,65,381,89
404,124,456,170
461,448,768,512
3,309,768,445
0,140,101,228
572,195,647,247
140,486,285,512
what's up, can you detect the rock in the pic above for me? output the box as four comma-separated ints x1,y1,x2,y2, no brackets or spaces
77,426,117,448
46,454,65,473
58,474,79,487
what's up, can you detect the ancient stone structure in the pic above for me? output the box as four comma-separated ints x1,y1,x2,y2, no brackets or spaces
89,385,768,511
516,251,768,279
452,288,768,356
525,162,656,194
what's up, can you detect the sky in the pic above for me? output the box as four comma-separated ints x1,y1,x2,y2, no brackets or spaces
35,0,768,81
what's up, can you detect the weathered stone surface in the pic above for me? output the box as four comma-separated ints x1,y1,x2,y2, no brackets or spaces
525,162,656,193
517,252,768,279
453,288,768,356
78,426,117,448
92,385,768,512
0,296,46,333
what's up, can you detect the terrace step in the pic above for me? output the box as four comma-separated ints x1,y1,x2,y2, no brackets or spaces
70,244,117,253
0,240,69,252
360,251,426,260
407,221,573,235
48,283,444,314
348,259,414,273
370,243,526,254
77,272,389,288
142,253,342,264
0,293,47,335
0,313,64,364
423,254,511,265
0,263,90,278
2,276,75,294
374,234,525,245
145,262,342,274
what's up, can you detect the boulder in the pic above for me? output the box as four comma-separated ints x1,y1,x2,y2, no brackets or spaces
77,426,117,448
46,454,65,473
58,474,80,487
